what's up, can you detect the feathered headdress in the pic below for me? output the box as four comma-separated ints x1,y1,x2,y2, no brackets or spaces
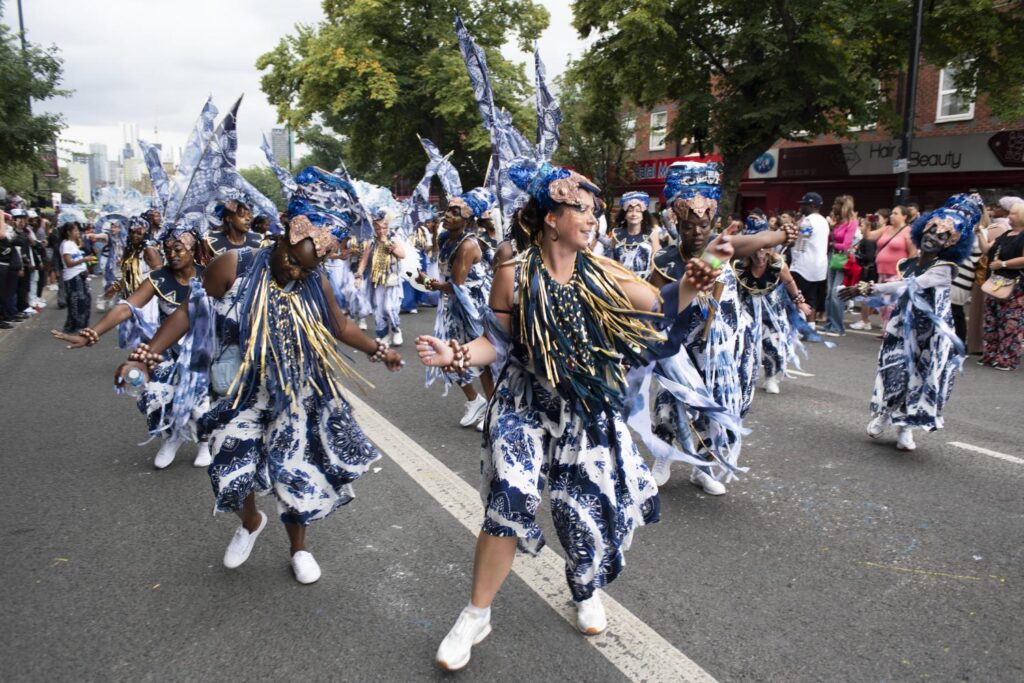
508,159,601,210
910,193,983,264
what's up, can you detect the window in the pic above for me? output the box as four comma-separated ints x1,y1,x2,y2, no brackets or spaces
623,116,636,151
936,67,975,123
649,111,668,151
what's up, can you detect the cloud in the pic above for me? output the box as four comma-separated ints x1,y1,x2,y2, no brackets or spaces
4,1,588,170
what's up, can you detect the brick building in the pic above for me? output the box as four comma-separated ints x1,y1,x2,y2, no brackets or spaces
615,63,1024,215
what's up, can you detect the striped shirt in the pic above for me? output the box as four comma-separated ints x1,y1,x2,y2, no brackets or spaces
951,234,980,306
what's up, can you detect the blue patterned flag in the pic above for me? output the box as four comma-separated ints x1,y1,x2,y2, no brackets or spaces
419,137,463,197
164,96,217,221
138,140,170,210
260,132,297,200
454,12,497,132
534,44,562,162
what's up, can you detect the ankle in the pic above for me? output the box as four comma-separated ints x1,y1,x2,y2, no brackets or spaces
465,602,491,618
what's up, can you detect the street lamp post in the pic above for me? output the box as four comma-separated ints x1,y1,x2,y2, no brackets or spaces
895,0,926,205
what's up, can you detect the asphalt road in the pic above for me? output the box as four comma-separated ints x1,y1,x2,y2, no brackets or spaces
1,284,1021,682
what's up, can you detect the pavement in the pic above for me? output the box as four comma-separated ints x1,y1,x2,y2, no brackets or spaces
1,283,1022,682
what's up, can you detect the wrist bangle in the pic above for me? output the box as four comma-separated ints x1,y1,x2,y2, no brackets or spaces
368,339,390,362
700,252,722,270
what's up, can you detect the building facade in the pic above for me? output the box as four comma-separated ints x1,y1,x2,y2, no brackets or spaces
615,63,1024,215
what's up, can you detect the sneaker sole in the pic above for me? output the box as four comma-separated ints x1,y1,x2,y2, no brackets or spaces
577,622,607,636
436,623,492,671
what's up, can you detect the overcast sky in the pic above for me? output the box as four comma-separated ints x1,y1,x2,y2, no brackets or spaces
3,0,590,169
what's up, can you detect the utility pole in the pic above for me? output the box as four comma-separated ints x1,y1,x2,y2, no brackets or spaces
895,0,925,205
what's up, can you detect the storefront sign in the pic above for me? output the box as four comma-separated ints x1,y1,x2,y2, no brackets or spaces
631,154,722,186
749,149,779,179
779,130,1023,178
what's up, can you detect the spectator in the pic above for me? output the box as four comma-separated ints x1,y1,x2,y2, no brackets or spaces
3,209,26,324
822,195,858,336
977,197,1024,370
869,205,916,334
790,192,829,329
0,211,22,328
58,220,95,334
10,208,39,317
850,209,890,330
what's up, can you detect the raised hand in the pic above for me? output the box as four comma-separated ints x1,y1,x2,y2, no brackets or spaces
415,335,453,368
50,329,89,349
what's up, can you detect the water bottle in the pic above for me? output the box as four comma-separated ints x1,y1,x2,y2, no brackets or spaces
122,367,146,398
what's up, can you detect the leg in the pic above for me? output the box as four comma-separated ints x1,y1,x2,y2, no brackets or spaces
468,532,518,608
480,368,495,399
951,303,967,346
285,522,307,555
459,383,478,401
237,492,262,532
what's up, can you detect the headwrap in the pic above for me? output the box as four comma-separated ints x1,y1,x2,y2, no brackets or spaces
664,161,721,219
508,159,601,210
910,193,983,264
205,186,250,227
285,166,362,244
156,213,207,252
743,214,770,235
287,214,339,259
620,191,650,212
448,187,495,219
128,216,152,234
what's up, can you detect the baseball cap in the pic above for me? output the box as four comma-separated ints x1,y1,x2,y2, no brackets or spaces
798,192,823,208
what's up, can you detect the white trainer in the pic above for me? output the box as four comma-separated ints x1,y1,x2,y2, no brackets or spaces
153,438,183,469
475,416,485,432
867,414,891,439
896,426,917,451
764,376,781,394
290,550,321,584
460,396,488,427
193,441,212,467
358,319,367,330
223,511,267,569
651,457,672,486
391,329,403,346
436,605,492,671
849,320,872,331
576,592,607,635
689,467,726,495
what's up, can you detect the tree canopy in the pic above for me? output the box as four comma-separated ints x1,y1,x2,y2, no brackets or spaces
571,0,1024,215
257,0,549,189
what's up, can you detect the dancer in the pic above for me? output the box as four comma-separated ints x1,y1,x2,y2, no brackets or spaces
424,188,495,429
355,209,407,345
841,193,980,451
648,162,796,492
609,191,659,278
53,220,214,468
416,160,727,671
116,210,402,584
733,214,814,401
205,196,262,255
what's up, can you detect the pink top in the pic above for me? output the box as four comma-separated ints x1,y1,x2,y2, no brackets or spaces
830,219,857,252
875,226,911,276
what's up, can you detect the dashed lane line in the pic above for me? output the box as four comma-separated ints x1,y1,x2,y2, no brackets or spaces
947,441,1024,467
347,392,717,683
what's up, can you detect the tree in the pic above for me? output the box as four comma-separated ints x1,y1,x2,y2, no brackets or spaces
0,1,67,170
553,59,634,191
239,166,288,211
571,0,1024,218
256,0,549,188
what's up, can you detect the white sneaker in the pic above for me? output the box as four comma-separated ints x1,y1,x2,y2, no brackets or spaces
849,320,872,331
576,592,608,635
23,307,37,315
193,441,212,467
896,426,916,451
764,376,781,394
689,467,726,495
153,438,183,469
391,329,403,346
223,511,267,569
460,396,488,427
436,605,492,671
651,457,672,486
475,416,485,432
867,414,891,439
290,550,321,584
358,319,367,330
409,308,418,314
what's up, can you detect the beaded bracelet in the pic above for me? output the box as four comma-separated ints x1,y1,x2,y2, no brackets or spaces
128,343,161,370
442,339,470,374
368,339,390,363
80,327,100,346
791,292,806,305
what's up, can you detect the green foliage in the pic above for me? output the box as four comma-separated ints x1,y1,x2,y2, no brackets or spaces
553,59,634,189
0,158,76,205
0,2,68,169
571,0,1024,213
257,0,549,188
239,166,288,211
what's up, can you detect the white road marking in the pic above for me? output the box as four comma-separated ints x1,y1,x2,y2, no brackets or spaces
787,370,815,378
347,392,717,683
947,442,1024,466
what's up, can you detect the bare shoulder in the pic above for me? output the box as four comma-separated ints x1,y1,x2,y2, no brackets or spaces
203,250,239,298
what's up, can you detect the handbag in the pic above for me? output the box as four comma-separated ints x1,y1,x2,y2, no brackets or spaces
210,344,242,395
981,274,1019,300
829,251,849,270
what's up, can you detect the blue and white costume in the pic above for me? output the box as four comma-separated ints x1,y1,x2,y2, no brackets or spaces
611,228,655,278
364,228,404,341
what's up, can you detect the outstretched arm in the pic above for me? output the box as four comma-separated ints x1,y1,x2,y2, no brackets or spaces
51,279,157,348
